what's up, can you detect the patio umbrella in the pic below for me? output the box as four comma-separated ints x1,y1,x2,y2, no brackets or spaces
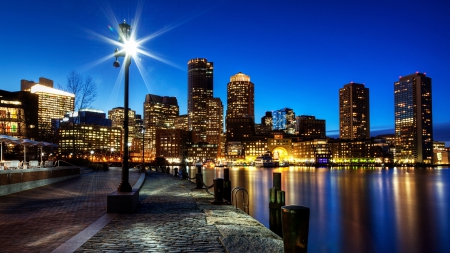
21,139,38,163
36,141,53,163
0,135,21,161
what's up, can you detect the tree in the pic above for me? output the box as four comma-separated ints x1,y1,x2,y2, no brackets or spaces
61,70,98,111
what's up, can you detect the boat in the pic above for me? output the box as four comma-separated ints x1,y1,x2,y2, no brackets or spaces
203,159,215,169
255,151,279,167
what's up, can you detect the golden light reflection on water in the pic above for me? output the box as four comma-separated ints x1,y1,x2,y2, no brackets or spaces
192,165,450,253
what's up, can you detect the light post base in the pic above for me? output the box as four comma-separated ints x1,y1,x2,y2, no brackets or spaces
118,182,132,192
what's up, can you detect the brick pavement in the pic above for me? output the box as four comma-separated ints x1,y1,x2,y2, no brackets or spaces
75,170,225,253
0,167,141,253
75,170,283,253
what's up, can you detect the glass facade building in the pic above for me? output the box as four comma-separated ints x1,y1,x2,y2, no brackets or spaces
339,83,370,140
394,73,433,164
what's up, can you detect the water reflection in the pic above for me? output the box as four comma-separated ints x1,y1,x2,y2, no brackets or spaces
190,166,450,253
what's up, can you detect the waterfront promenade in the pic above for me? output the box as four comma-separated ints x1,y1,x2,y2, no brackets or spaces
0,167,283,253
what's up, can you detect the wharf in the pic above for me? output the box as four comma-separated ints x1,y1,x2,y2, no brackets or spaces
74,170,283,253
0,168,283,253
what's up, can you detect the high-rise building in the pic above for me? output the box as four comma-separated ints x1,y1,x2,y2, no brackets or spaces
394,73,433,164
143,94,179,158
108,107,136,151
188,58,213,143
226,72,254,120
206,97,223,147
174,114,189,131
273,108,296,134
29,83,75,142
339,83,370,139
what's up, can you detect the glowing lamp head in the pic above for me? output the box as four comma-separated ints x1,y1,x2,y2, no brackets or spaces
118,20,131,43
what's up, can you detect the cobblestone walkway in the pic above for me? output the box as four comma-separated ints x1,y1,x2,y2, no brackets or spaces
75,171,225,253
0,168,141,253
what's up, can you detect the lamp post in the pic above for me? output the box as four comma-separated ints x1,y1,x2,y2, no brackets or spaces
141,127,145,168
113,20,132,192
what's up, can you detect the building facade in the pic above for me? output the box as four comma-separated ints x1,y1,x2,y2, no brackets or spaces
272,108,296,134
206,97,223,146
187,58,213,143
394,73,433,164
143,94,179,158
29,83,75,142
339,83,370,140
226,72,254,123
0,90,38,139
296,115,326,139
108,107,136,151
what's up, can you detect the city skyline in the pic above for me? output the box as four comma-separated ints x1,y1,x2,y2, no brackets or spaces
2,1,450,145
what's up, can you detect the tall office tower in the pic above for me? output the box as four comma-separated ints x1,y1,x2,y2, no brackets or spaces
29,84,75,142
394,73,433,164
296,115,326,139
108,107,136,150
188,58,213,143
273,108,296,134
206,97,223,146
226,72,254,120
339,83,370,139
143,94,179,157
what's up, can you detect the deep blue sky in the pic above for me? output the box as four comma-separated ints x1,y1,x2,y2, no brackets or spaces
2,0,450,144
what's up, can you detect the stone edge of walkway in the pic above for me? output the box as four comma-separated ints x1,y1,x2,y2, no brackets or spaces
190,187,284,253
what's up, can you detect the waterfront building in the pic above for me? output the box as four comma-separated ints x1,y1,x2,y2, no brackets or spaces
155,128,191,164
186,143,218,163
143,94,179,159
394,73,433,164
0,90,38,139
296,115,326,139
339,82,370,140
54,110,121,158
108,107,136,152
272,108,296,134
226,117,255,141
328,138,391,164
291,138,330,165
26,80,75,142
188,58,213,143
433,141,448,165
267,132,292,162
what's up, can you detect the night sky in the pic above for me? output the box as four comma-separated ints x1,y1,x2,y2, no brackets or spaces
2,0,449,145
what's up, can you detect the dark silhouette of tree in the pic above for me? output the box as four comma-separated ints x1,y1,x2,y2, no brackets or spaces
60,70,98,111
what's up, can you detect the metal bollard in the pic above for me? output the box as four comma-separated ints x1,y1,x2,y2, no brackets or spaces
273,172,281,190
210,178,227,204
223,168,231,202
281,205,310,253
166,166,170,174
195,173,203,189
269,187,285,237
174,167,178,177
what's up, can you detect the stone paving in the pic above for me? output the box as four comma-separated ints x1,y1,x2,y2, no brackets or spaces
0,168,283,253
75,170,284,253
0,167,141,253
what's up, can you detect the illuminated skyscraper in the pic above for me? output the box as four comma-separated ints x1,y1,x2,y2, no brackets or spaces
226,72,254,120
273,108,296,134
394,73,433,164
29,83,75,142
143,94,179,158
108,107,136,151
206,97,223,146
339,83,370,139
188,58,213,143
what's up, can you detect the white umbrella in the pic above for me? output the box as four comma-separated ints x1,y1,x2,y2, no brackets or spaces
21,139,38,163
0,135,21,161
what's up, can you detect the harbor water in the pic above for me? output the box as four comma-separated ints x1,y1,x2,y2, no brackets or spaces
192,165,450,253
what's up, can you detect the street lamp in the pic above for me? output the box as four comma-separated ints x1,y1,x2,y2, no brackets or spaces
141,127,145,168
114,20,133,192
